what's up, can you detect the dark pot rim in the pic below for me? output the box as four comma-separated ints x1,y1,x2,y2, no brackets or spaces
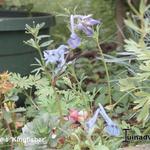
0,10,55,31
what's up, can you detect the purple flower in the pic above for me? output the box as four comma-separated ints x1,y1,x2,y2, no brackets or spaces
67,33,81,49
86,104,120,137
80,15,101,26
86,108,100,129
98,104,120,137
76,14,100,36
67,15,81,49
43,45,69,75
77,23,94,36
104,124,120,137
67,14,100,49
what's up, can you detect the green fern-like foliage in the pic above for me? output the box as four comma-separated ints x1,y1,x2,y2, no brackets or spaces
119,1,150,125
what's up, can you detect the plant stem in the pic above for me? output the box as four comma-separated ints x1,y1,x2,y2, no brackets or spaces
33,34,45,66
37,47,45,66
127,0,140,16
24,91,39,110
5,120,13,150
34,31,63,123
139,8,146,49
70,65,88,108
87,135,95,150
143,124,150,135
96,38,112,106
34,36,52,81
52,79,64,124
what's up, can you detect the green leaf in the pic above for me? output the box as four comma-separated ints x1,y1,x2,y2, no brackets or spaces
74,145,81,150
133,98,147,110
37,35,50,40
2,111,12,124
119,78,136,91
11,107,26,113
124,19,140,33
95,144,109,150
132,127,142,135
36,22,45,30
137,101,149,123
139,0,146,15
26,106,38,118
24,38,38,49
62,76,72,88
40,40,53,47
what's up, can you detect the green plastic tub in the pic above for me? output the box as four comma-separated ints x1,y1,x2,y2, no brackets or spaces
0,10,55,75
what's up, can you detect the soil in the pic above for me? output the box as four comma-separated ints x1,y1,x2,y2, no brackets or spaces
120,144,150,150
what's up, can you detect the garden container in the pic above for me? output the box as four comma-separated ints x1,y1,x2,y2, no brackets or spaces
0,10,55,75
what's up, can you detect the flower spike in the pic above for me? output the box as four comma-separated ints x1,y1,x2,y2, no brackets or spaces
86,103,120,137
43,45,70,75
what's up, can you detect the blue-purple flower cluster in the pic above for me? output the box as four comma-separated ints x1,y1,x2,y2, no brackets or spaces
86,104,120,137
43,14,100,75
43,45,69,75
42,15,120,138
67,14,100,49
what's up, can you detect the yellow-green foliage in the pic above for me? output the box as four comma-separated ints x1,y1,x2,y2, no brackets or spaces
119,1,150,125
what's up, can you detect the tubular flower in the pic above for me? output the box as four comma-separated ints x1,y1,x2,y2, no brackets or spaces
43,45,69,75
98,104,120,137
67,33,81,49
86,104,120,137
76,14,100,36
67,14,100,49
67,15,81,49
86,108,100,129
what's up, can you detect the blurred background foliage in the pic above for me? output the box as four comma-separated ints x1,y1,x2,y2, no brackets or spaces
5,0,116,43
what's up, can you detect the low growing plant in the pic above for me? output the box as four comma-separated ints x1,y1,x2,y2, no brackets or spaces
2,2,150,149
4,14,123,150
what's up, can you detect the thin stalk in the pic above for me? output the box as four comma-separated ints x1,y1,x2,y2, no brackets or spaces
24,91,39,110
5,120,13,150
36,45,52,80
113,89,134,108
86,135,95,150
139,8,146,49
96,37,112,106
33,34,45,66
37,46,45,66
33,34,52,81
127,0,140,16
143,124,150,135
52,79,64,124
70,65,88,109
